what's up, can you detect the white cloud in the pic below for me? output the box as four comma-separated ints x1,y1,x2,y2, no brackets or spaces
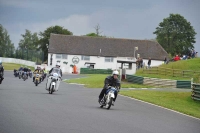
2,2,200,53
4,14,94,47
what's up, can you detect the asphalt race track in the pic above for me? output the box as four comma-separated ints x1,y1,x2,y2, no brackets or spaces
0,71,200,133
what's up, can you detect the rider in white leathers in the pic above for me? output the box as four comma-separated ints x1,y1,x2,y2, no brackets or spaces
46,63,62,91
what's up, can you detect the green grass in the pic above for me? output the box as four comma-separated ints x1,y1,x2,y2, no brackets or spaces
66,74,152,88
3,63,35,71
136,58,200,81
120,90,200,118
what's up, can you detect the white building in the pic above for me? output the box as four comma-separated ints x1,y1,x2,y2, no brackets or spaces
47,34,168,75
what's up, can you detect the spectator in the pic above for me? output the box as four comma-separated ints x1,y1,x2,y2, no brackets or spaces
140,58,143,68
195,52,198,57
147,57,151,69
174,55,180,61
164,56,167,64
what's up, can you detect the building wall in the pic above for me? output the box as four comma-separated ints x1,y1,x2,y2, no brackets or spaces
47,53,138,74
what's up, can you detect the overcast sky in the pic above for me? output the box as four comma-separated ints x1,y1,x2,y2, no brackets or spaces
0,0,199,53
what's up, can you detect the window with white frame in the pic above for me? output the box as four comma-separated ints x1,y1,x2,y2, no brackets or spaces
81,56,90,61
56,54,62,59
56,54,68,59
62,54,68,59
105,57,113,62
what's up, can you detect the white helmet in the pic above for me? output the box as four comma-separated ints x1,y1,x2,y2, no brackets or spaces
56,62,61,67
112,70,119,75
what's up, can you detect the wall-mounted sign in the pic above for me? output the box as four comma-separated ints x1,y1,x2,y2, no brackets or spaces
72,56,79,64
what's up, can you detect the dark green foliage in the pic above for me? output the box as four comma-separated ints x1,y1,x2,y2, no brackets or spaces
39,25,73,62
0,24,15,57
154,14,196,56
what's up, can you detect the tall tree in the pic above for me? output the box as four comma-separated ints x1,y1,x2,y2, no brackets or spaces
18,29,39,50
0,24,15,57
17,29,39,60
153,14,196,56
39,25,73,61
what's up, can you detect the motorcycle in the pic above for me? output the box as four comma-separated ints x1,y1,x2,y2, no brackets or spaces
29,71,32,78
99,86,119,110
34,73,40,86
22,72,28,81
46,73,61,94
0,71,3,84
18,71,23,79
14,69,19,77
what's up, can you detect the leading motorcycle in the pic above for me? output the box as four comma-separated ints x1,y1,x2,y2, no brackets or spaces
46,72,61,94
99,86,119,110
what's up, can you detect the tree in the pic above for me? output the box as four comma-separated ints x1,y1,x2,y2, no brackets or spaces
17,29,39,60
85,33,99,37
0,24,15,57
85,24,107,37
18,29,39,50
153,14,196,56
39,25,73,62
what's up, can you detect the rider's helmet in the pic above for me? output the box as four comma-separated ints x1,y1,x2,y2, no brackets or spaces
56,63,61,68
112,70,119,76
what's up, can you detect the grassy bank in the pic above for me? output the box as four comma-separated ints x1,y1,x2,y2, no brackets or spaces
120,90,200,118
66,74,152,88
3,63,35,71
136,58,200,81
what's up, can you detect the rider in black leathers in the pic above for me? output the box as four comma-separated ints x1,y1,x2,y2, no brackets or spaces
98,70,121,105
0,61,4,84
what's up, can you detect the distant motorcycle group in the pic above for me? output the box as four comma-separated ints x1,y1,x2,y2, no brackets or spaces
13,63,62,95
14,67,32,81
13,66,47,84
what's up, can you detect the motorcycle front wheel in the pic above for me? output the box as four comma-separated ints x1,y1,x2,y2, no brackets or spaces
35,80,38,86
50,85,54,94
106,97,113,110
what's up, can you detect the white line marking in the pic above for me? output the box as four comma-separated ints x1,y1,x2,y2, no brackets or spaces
68,83,85,85
119,94,200,120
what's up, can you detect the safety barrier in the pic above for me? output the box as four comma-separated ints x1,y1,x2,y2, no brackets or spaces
143,77,176,88
80,68,112,74
0,57,35,66
177,80,191,89
126,75,191,88
191,83,200,101
126,75,143,84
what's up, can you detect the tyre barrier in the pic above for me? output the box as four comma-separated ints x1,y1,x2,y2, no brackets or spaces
191,83,200,101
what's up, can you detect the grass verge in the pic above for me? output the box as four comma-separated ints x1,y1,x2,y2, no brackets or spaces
3,63,35,71
66,74,152,88
120,90,200,118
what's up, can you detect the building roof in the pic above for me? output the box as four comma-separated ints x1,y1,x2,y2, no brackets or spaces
49,34,168,60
